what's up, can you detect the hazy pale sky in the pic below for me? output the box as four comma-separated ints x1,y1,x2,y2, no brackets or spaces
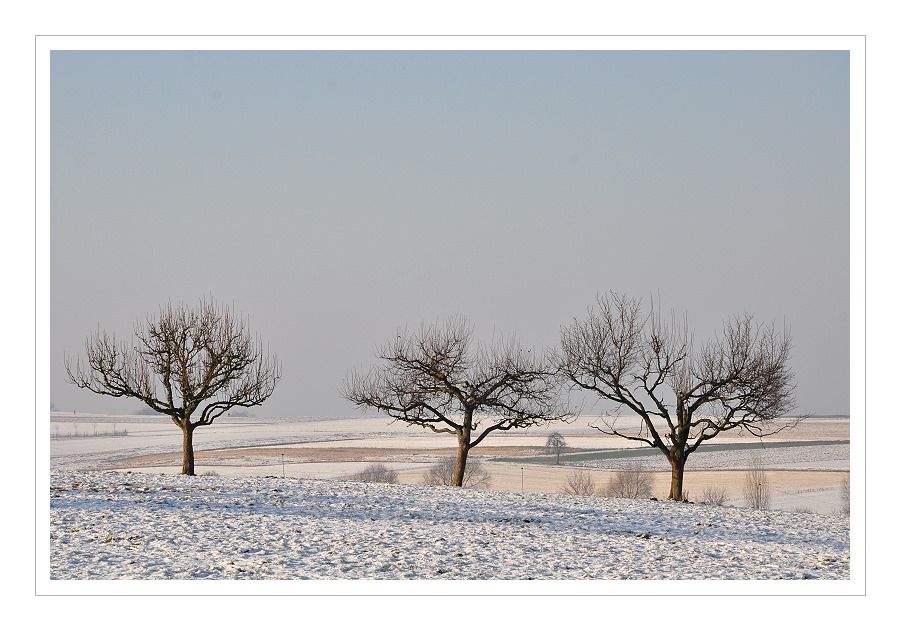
50,49,850,417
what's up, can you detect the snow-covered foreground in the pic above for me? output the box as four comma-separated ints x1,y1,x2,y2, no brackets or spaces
49,468,850,583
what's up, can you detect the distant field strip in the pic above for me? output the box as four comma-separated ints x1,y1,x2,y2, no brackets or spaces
496,440,850,466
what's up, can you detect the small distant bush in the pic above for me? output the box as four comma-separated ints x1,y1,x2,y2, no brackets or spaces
423,457,491,489
201,470,219,477
604,462,652,499
840,473,850,516
698,485,729,506
742,454,771,510
561,468,597,496
351,463,398,484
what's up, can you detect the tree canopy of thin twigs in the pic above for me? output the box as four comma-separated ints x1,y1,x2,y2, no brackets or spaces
557,292,799,501
65,299,281,475
342,317,571,486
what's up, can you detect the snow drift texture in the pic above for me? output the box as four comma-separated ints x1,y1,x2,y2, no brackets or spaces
50,469,849,580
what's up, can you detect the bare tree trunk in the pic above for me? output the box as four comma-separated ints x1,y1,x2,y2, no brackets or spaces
451,412,475,487
181,422,195,476
453,440,470,487
668,457,686,501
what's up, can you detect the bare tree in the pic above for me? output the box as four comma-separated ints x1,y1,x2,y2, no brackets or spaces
351,463,399,484
561,468,598,496
604,462,653,499
342,317,570,486
423,456,492,489
743,453,772,510
557,292,798,501
545,431,567,465
65,299,281,475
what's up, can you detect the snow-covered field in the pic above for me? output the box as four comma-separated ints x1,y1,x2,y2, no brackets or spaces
45,413,855,589
49,468,849,583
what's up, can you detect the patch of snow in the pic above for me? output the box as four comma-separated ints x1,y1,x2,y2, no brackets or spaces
48,469,850,583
